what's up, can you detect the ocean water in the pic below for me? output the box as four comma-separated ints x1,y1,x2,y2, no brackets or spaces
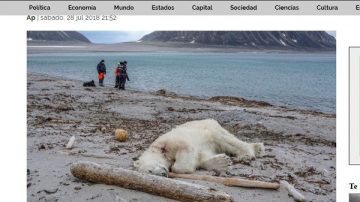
27,52,336,113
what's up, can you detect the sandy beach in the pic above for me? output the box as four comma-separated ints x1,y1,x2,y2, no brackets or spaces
27,73,336,202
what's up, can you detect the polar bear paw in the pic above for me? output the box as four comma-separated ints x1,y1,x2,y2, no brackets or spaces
252,143,265,157
201,154,232,172
233,155,255,164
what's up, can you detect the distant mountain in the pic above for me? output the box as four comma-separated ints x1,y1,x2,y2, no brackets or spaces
27,31,91,43
140,31,336,50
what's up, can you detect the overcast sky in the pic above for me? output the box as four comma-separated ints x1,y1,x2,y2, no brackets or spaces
80,31,152,44
80,31,336,44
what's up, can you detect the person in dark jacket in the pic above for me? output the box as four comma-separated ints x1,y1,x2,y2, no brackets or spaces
97,60,106,86
119,61,130,90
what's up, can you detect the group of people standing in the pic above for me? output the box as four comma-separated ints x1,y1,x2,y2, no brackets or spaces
96,59,130,90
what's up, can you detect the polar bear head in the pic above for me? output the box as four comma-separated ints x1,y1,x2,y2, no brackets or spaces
133,149,169,177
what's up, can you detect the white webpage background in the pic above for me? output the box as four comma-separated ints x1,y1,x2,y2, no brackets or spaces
0,15,360,201
350,48,360,164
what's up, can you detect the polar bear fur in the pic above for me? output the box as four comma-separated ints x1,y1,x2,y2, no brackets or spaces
134,119,264,176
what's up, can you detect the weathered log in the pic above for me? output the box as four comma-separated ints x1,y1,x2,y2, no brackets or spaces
169,173,280,190
280,180,307,202
70,161,233,202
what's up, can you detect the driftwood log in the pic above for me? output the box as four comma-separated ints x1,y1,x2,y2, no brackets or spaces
70,161,233,202
280,180,307,202
169,173,280,190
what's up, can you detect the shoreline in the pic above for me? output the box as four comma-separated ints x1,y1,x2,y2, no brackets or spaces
27,42,336,54
27,73,336,201
27,71,336,117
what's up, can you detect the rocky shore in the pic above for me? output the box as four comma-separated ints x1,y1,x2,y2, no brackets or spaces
27,73,336,202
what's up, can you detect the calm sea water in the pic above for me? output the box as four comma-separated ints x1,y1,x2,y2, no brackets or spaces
27,52,336,113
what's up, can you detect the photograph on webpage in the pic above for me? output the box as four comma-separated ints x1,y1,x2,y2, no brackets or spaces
27,31,336,202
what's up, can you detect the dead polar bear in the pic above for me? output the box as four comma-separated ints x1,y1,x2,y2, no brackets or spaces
134,119,264,176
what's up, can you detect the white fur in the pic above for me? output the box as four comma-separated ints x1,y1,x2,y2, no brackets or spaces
134,119,264,176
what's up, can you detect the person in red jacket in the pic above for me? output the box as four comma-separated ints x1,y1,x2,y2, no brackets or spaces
114,62,121,88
